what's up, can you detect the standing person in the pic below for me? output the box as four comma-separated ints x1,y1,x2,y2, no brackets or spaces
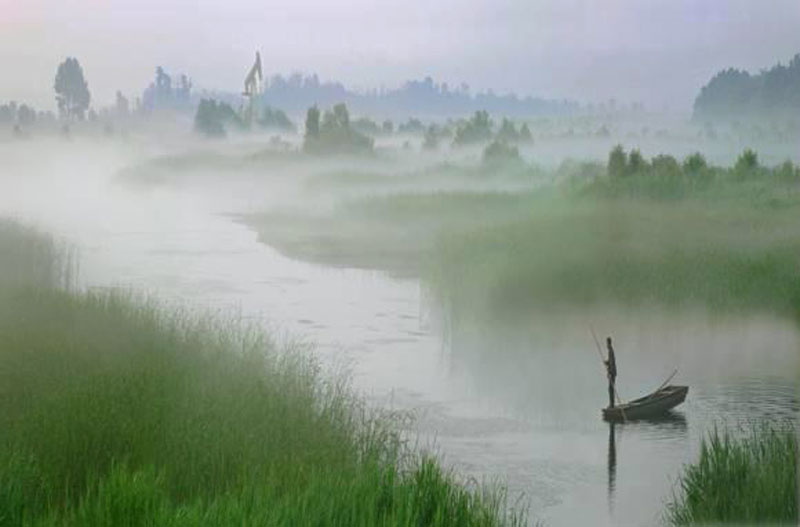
604,337,618,408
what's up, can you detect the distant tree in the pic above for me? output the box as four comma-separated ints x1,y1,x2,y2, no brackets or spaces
649,154,685,198
17,104,36,127
608,145,627,179
519,123,533,142
775,160,798,183
453,110,492,145
115,91,129,117
693,53,800,121
142,67,191,112
439,123,455,139
305,105,320,140
331,103,349,128
155,67,172,101
176,74,192,103
682,152,707,176
194,99,241,138
627,149,647,175
195,100,224,137
496,118,520,142
352,117,381,136
382,120,394,134
0,102,16,123
482,140,522,167
54,57,91,120
398,118,425,134
422,125,440,150
734,149,760,178
303,102,373,154
259,106,295,132
650,154,680,172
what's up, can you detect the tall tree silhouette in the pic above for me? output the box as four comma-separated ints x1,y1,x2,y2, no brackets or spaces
694,53,800,121
54,58,91,120
305,105,320,140
115,91,129,117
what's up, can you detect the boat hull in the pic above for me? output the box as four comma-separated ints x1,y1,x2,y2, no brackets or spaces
602,385,688,422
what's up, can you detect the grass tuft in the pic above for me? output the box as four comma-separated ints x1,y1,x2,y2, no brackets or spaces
667,425,798,526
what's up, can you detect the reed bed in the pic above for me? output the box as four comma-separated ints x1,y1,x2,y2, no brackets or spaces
431,198,800,321
667,426,798,526
0,219,521,526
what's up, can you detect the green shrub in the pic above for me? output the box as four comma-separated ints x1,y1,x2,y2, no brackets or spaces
453,111,493,146
733,148,761,179
194,99,242,138
482,140,522,167
599,146,795,200
303,103,374,155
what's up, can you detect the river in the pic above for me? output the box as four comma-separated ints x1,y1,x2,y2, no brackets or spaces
2,139,797,526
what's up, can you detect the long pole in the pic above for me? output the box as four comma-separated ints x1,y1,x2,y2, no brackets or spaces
590,326,605,362
654,369,678,393
590,327,626,418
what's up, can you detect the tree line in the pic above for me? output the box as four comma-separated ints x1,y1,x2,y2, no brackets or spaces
694,53,800,122
258,73,579,118
596,145,800,200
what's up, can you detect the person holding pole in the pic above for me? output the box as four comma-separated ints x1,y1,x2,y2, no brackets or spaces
604,337,618,408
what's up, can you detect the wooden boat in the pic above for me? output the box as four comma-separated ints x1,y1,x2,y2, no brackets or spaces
602,385,688,422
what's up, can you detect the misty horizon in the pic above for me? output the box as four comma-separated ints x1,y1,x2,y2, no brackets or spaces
2,0,799,113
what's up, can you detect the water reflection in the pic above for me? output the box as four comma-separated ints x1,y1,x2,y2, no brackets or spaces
607,422,616,513
607,412,688,516
641,411,688,431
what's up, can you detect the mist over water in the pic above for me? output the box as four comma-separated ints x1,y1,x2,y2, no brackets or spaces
1,129,797,526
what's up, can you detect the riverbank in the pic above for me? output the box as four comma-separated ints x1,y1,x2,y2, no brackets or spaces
238,150,800,324
0,219,522,526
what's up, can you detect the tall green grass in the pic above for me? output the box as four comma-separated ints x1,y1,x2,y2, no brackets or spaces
0,220,521,526
0,219,67,290
432,198,800,321
244,190,545,276
667,426,798,525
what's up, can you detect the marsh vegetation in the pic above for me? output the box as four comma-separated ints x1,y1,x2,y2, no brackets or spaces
667,426,798,525
0,220,522,526
232,145,800,326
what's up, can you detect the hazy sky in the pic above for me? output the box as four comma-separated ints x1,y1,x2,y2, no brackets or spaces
2,0,799,113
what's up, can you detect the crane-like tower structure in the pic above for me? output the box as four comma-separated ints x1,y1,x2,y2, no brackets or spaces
242,52,263,126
